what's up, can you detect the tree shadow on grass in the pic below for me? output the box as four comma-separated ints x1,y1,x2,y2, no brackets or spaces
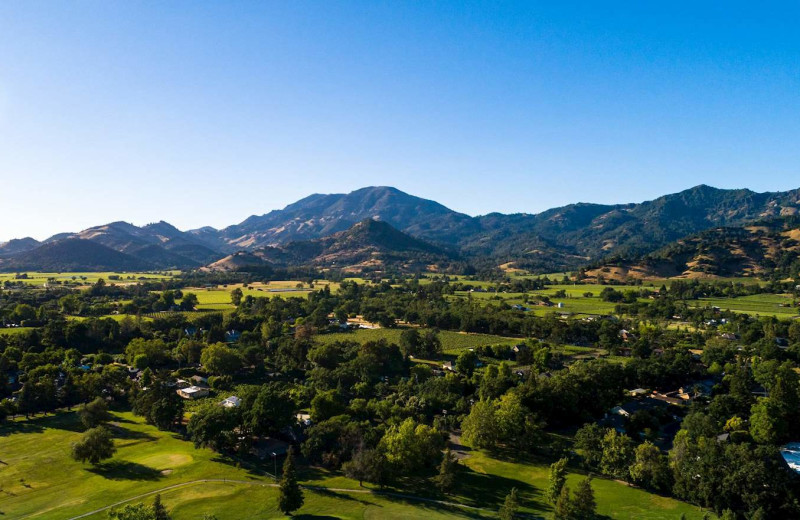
306,487,372,506
87,460,163,481
443,465,548,515
373,494,494,520
109,424,157,442
0,420,45,437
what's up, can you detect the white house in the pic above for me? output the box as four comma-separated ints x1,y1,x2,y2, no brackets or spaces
221,396,241,408
177,386,209,399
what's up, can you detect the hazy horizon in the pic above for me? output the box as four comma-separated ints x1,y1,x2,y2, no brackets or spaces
2,2,799,241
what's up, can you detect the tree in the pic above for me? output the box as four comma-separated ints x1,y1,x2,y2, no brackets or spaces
279,447,304,515
571,477,596,519
499,487,519,520
629,441,671,491
574,423,604,467
749,398,782,445
495,391,534,449
547,457,568,503
132,377,184,431
434,448,459,495
461,400,498,449
247,382,295,436
310,390,345,422
399,329,421,358
554,485,572,520
152,494,170,520
179,293,198,311
379,418,444,474
187,404,239,452
456,349,478,376
107,503,155,520
230,288,243,306
200,343,242,375
600,429,634,479
343,447,387,487
71,426,116,465
78,397,111,429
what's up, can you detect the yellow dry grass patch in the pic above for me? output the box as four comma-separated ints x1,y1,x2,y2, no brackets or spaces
782,229,800,241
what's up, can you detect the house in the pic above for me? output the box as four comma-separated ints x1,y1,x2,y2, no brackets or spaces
221,396,241,408
191,375,209,387
720,332,737,341
177,386,210,399
629,388,648,397
442,361,455,371
649,392,687,406
176,379,190,389
296,412,312,426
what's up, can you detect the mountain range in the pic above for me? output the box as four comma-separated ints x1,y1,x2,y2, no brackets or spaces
2,184,799,275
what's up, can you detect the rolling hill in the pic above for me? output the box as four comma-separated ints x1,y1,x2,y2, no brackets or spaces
0,237,41,257
3,184,800,273
0,238,155,272
583,217,800,281
207,219,458,273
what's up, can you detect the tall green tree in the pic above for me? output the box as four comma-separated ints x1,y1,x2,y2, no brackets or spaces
547,457,568,503
278,447,304,515
600,429,634,479
498,487,519,520
434,448,459,495
554,485,572,520
571,477,597,519
152,494,170,520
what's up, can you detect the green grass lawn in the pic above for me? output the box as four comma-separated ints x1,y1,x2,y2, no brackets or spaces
0,411,711,519
316,327,520,354
0,326,37,336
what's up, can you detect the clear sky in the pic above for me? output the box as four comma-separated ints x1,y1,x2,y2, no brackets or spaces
1,1,799,241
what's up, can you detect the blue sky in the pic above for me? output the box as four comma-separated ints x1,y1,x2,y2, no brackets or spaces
1,2,799,241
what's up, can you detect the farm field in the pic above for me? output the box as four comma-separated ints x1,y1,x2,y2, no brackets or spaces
450,290,623,317
182,281,341,310
0,411,712,520
316,327,520,354
0,271,177,286
688,293,798,318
